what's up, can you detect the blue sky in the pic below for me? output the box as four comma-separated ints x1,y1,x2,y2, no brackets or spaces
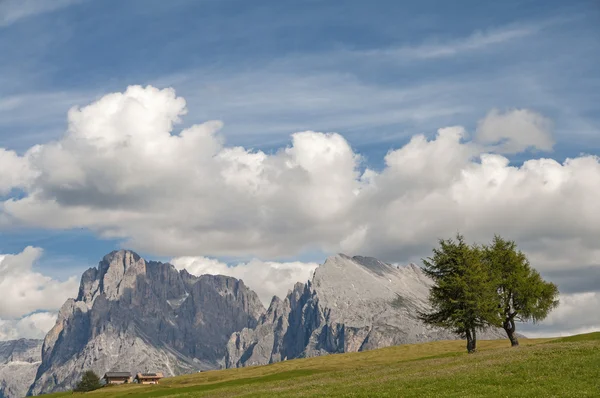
1,0,599,279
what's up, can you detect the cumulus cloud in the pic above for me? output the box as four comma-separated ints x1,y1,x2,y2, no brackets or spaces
0,247,78,318
1,86,599,337
0,312,58,341
0,86,365,257
171,257,318,306
520,292,600,337
0,85,597,264
0,148,35,194
0,247,78,340
475,108,554,154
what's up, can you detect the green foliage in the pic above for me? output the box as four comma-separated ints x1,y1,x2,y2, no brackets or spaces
420,234,560,350
419,234,500,352
483,235,559,344
74,370,102,393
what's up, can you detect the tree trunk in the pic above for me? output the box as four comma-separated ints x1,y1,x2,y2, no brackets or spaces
503,318,519,347
466,328,477,353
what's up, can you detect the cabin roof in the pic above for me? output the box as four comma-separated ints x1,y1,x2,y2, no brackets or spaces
104,371,131,378
135,372,164,378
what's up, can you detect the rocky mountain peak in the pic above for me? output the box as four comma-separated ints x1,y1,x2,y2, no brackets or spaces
100,249,142,270
77,249,146,303
351,255,397,275
30,250,265,395
226,253,507,369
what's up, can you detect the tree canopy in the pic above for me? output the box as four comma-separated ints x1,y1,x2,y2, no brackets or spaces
483,235,559,346
420,234,499,353
74,370,102,393
420,234,559,352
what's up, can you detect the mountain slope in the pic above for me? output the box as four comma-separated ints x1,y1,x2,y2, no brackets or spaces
0,339,42,398
29,250,264,395
226,254,506,367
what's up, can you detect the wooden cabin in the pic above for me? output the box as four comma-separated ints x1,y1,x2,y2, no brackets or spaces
103,371,132,384
134,372,164,384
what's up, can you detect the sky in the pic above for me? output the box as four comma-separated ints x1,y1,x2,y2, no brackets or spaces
0,0,599,340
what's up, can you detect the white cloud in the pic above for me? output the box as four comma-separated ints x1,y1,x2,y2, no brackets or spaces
171,257,318,306
0,312,58,341
0,247,76,341
0,0,82,28
520,292,600,338
0,87,600,264
0,85,598,336
369,26,538,60
476,108,555,154
0,85,599,272
0,148,36,194
542,292,600,331
0,247,78,319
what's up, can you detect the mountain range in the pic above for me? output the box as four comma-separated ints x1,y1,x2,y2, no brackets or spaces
0,339,42,398
0,250,507,397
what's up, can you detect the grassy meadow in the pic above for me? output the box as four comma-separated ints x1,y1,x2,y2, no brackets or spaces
45,332,600,397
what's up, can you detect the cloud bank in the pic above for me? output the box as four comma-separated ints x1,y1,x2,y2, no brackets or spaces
171,257,318,306
476,108,554,154
0,312,59,341
3,85,598,262
0,85,598,336
0,247,78,340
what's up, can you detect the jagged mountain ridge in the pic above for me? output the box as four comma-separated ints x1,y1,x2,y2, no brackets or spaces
21,250,511,395
29,250,265,395
0,339,42,398
226,254,507,367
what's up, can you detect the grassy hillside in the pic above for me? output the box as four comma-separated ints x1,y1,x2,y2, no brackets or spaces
46,333,600,397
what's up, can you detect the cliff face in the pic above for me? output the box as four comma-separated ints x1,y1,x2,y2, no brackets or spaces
0,339,42,398
23,250,511,394
226,254,506,367
29,250,264,395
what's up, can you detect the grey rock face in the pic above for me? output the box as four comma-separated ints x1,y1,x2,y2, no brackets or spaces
226,254,506,368
0,339,42,398
29,250,264,395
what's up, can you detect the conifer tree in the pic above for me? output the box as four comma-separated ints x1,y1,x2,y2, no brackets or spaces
420,234,499,353
483,236,559,346
74,370,102,392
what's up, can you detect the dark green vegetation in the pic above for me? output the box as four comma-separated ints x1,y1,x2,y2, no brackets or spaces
73,371,102,393
420,234,559,352
420,235,498,353
483,236,559,347
43,333,600,397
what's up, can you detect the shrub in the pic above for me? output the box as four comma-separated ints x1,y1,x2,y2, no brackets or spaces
74,370,102,392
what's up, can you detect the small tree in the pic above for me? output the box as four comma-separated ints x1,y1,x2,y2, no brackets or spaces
483,236,559,346
74,370,102,393
420,234,500,353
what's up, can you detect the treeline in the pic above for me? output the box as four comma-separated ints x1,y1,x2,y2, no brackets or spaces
420,235,559,353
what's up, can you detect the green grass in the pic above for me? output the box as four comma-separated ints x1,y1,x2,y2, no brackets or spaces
550,331,600,343
46,333,600,397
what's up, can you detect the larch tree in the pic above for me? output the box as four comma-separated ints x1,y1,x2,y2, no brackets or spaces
483,235,559,346
420,234,500,353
